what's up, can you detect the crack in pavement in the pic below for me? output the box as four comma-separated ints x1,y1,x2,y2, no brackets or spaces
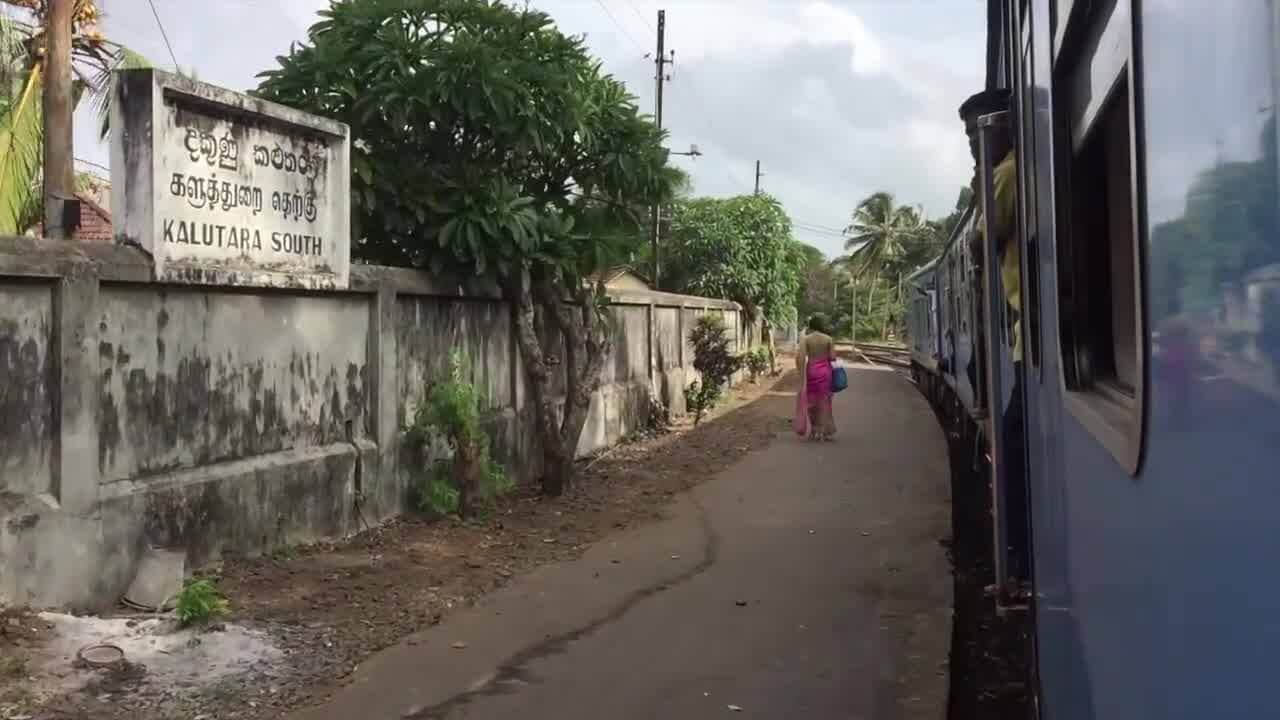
409,493,723,719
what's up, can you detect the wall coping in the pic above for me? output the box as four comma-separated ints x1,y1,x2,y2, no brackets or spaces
0,236,741,310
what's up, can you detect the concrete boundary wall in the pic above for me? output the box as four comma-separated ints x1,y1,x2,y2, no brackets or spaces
0,237,759,609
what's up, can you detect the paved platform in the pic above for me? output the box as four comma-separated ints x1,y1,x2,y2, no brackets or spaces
293,367,953,720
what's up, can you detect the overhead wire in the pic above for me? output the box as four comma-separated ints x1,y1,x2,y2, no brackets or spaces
591,0,648,56
621,0,656,31
145,0,180,71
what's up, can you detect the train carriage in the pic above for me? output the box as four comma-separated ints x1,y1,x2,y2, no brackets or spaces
906,1,1280,718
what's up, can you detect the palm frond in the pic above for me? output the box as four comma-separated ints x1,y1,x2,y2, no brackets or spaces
92,46,150,140
0,62,43,234
0,10,31,96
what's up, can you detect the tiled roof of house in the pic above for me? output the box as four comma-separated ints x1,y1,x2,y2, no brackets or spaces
35,191,113,242
74,191,113,242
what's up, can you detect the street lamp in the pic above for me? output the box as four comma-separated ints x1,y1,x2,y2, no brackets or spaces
652,144,702,289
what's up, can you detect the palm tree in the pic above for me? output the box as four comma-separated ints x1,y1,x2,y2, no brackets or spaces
842,192,928,278
0,0,149,234
841,192,928,338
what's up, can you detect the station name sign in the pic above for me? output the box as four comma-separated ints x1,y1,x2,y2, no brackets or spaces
111,69,351,289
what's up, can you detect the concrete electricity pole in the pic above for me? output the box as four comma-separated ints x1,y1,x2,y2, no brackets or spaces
754,161,763,195
43,0,75,240
650,9,672,288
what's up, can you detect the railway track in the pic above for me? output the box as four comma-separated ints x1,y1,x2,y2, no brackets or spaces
836,341,912,371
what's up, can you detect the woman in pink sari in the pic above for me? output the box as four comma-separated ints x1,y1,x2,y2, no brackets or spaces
795,315,837,441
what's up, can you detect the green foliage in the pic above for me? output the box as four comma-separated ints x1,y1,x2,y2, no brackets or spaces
744,347,770,381
405,350,509,517
794,242,832,316
414,464,461,516
683,380,717,425
0,62,41,235
666,193,804,326
255,0,676,280
175,578,229,627
686,315,742,424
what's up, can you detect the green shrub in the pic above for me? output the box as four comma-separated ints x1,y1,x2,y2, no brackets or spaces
414,463,462,516
744,347,770,381
687,316,742,424
175,578,229,627
405,350,510,517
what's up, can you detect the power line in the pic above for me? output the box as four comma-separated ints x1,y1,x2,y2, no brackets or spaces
74,156,111,174
794,226,848,240
146,0,180,71
794,220,848,234
621,0,656,31
794,221,846,233
592,0,647,55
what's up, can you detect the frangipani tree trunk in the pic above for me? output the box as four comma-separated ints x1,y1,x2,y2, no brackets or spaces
505,270,612,495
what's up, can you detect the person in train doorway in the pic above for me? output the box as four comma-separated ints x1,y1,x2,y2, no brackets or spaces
959,87,1031,586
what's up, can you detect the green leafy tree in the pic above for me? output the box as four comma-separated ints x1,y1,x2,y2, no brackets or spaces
0,1,149,234
793,242,831,320
666,193,803,340
256,0,677,495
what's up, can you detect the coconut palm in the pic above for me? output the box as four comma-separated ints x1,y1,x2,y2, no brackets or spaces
0,0,149,234
839,192,930,339
842,192,928,279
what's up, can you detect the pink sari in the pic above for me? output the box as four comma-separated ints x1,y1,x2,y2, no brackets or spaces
794,357,835,437
806,358,834,421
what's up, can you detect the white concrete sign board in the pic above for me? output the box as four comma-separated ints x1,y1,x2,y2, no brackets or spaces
111,69,350,289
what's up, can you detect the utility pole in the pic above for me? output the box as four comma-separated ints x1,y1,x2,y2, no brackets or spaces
650,9,672,288
754,160,763,195
43,0,75,240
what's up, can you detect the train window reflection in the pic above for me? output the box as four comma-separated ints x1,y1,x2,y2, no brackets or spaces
1054,0,1146,474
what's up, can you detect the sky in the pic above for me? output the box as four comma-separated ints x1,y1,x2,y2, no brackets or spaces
61,0,986,259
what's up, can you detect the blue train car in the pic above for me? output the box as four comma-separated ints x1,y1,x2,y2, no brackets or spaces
905,259,939,372
907,1,1280,717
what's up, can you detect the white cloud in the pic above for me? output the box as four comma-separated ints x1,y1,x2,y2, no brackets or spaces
801,2,885,76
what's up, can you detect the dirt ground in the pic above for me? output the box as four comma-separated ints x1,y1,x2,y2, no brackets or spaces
935,407,1034,719
8,369,795,720
1,605,45,713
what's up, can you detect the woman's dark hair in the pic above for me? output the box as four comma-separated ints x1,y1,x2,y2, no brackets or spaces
807,314,829,334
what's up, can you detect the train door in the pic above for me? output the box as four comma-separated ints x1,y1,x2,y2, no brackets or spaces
1009,0,1061,715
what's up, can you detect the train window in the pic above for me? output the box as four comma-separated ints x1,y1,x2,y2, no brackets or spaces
1053,0,1145,474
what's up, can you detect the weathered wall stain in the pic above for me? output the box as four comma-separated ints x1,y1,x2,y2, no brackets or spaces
396,298,512,427
0,286,55,496
96,287,370,482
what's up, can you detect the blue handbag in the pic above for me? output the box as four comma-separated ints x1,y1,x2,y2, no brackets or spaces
832,364,848,393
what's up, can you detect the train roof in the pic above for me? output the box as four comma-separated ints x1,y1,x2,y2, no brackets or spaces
905,200,977,288
904,257,939,286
